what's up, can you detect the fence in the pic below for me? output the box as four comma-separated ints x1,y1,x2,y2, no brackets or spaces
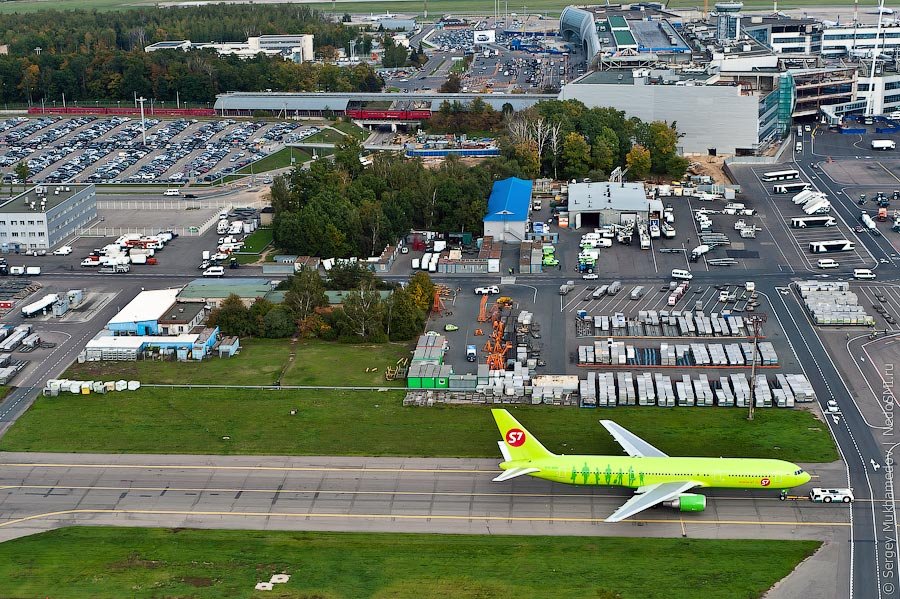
75,225,205,238
96,199,228,211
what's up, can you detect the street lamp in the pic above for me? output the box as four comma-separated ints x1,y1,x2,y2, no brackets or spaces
746,312,768,421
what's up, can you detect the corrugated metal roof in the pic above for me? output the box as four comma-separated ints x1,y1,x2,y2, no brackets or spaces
215,94,350,111
179,277,273,299
429,97,541,112
484,177,532,223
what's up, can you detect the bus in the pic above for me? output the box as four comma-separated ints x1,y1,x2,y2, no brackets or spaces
762,169,800,182
774,182,811,194
809,240,855,253
791,216,836,228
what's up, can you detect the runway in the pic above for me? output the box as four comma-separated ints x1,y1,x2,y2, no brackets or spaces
0,453,851,544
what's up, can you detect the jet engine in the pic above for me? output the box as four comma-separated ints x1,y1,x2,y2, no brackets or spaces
662,493,707,512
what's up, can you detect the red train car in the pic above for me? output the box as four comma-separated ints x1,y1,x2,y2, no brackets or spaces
345,109,431,120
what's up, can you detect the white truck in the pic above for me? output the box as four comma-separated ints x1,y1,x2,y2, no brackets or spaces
216,220,229,234
872,139,896,151
689,244,710,262
861,212,878,231
803,198,831,215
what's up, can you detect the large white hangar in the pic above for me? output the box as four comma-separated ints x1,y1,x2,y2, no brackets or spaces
566,181,663,229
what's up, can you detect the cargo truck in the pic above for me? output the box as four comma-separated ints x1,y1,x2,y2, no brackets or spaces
559,281,575,295
872,140,896,150
689,244,711,262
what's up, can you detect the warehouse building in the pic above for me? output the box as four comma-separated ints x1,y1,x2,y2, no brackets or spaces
83,327,219,361
178,278,278,307
107,289,182,335
566,181,663,229
483,177,533,244
0,184,96,252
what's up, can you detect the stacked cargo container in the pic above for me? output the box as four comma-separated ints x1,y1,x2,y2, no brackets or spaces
798,280,875,326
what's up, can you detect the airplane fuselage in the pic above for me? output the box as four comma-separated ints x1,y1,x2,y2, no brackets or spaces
500,455,808,490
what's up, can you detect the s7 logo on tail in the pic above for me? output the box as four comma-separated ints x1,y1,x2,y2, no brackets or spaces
505,428,526,447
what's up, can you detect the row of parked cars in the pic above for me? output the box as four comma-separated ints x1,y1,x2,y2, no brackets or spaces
0,116,290,185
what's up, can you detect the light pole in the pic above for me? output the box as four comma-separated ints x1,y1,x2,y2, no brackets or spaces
747,312,767,421
136,96,147,146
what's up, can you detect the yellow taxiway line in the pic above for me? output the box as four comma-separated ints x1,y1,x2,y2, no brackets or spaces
1,462,498,474
0,508,852,530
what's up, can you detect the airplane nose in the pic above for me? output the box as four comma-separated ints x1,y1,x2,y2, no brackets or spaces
801,472,811,485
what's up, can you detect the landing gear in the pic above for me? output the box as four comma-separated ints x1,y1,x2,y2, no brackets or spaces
779,490,788,501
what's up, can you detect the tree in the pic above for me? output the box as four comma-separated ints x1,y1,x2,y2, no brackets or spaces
510,141,541,178
283,269,328,321
207,294,254,336
439,73,462,93
328,262,375,290
406,271,435,313
561,132,591,180
14,161,29,189
385,286,425,341
263,305,297,338
334,134,364,178
249,297,274,336
625,144,652,180
340,284,385,340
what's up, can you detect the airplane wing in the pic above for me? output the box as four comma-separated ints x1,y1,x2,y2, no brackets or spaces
605,481,699,522
599,420,668,458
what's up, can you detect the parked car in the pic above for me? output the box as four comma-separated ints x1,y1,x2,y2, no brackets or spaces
582,273,599,280
52,245,73,255
474,285,500,295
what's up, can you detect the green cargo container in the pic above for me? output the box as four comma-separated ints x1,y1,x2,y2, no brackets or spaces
436,376,449,389
407,377,423,389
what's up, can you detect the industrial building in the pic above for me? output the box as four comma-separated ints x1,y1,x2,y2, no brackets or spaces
0,184,96,251
83,328,219,361
106,289,182,335
560,72,765,154
177,277,278,307
566,181,663,230
483,177,533,244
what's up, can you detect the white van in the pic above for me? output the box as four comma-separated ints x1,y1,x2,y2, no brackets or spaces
817,258,840,269
163,188,181,196
671,269,693,281
202,266,225,278
853,268,876,280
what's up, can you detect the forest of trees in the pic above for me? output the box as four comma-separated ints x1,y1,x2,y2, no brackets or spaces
209,267,434,343
0,5,383,104
269,134,533,259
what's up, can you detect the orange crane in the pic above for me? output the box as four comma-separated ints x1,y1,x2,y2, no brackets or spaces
484,320,512,370
431,288,446,316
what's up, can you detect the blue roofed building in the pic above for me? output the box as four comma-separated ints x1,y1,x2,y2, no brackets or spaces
483,177,533,244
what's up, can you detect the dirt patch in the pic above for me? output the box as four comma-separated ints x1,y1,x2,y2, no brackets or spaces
182,576,213,587
109,554,162,571
687,156,729,185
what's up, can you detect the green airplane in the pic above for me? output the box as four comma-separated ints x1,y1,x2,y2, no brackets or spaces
491,409,811,522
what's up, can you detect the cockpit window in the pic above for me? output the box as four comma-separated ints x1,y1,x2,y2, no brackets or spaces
794,469,805,475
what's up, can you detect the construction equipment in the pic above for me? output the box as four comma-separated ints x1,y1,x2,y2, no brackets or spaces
474,328,485,336
496,296,514,307
477,295,489,322
432,288,446,316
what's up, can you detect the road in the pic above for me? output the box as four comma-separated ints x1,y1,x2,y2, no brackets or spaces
0,453,850,547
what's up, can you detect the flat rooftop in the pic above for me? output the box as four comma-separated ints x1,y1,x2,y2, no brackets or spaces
108,289,180,326
0,184,90,214
568,181,650,213
179,277,274,300
158,302,206,326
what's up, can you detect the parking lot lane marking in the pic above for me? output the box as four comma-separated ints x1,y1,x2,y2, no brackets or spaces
876,161,900,184
0,508,852,529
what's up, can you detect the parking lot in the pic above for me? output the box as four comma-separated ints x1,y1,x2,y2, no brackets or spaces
0,116,320,185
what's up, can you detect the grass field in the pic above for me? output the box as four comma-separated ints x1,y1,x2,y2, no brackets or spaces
304,127,351,145
332,120,370,141
0,386,839,459
61,338,411,388
233,227,273,263
0,0,857,14
0,527,819,599
235,148,295,175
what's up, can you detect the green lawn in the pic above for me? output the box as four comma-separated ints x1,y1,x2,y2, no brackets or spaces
61,338,411,388
0,527,819,599
0,388,839,460
331,121,369,141
303,128,349,145
0,0,854,14
239,227,273,253
235,147,311,176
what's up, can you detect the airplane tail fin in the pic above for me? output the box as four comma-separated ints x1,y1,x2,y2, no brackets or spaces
491,409,554,462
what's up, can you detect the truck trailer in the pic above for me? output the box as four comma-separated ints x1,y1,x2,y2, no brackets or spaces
872,139,897,151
